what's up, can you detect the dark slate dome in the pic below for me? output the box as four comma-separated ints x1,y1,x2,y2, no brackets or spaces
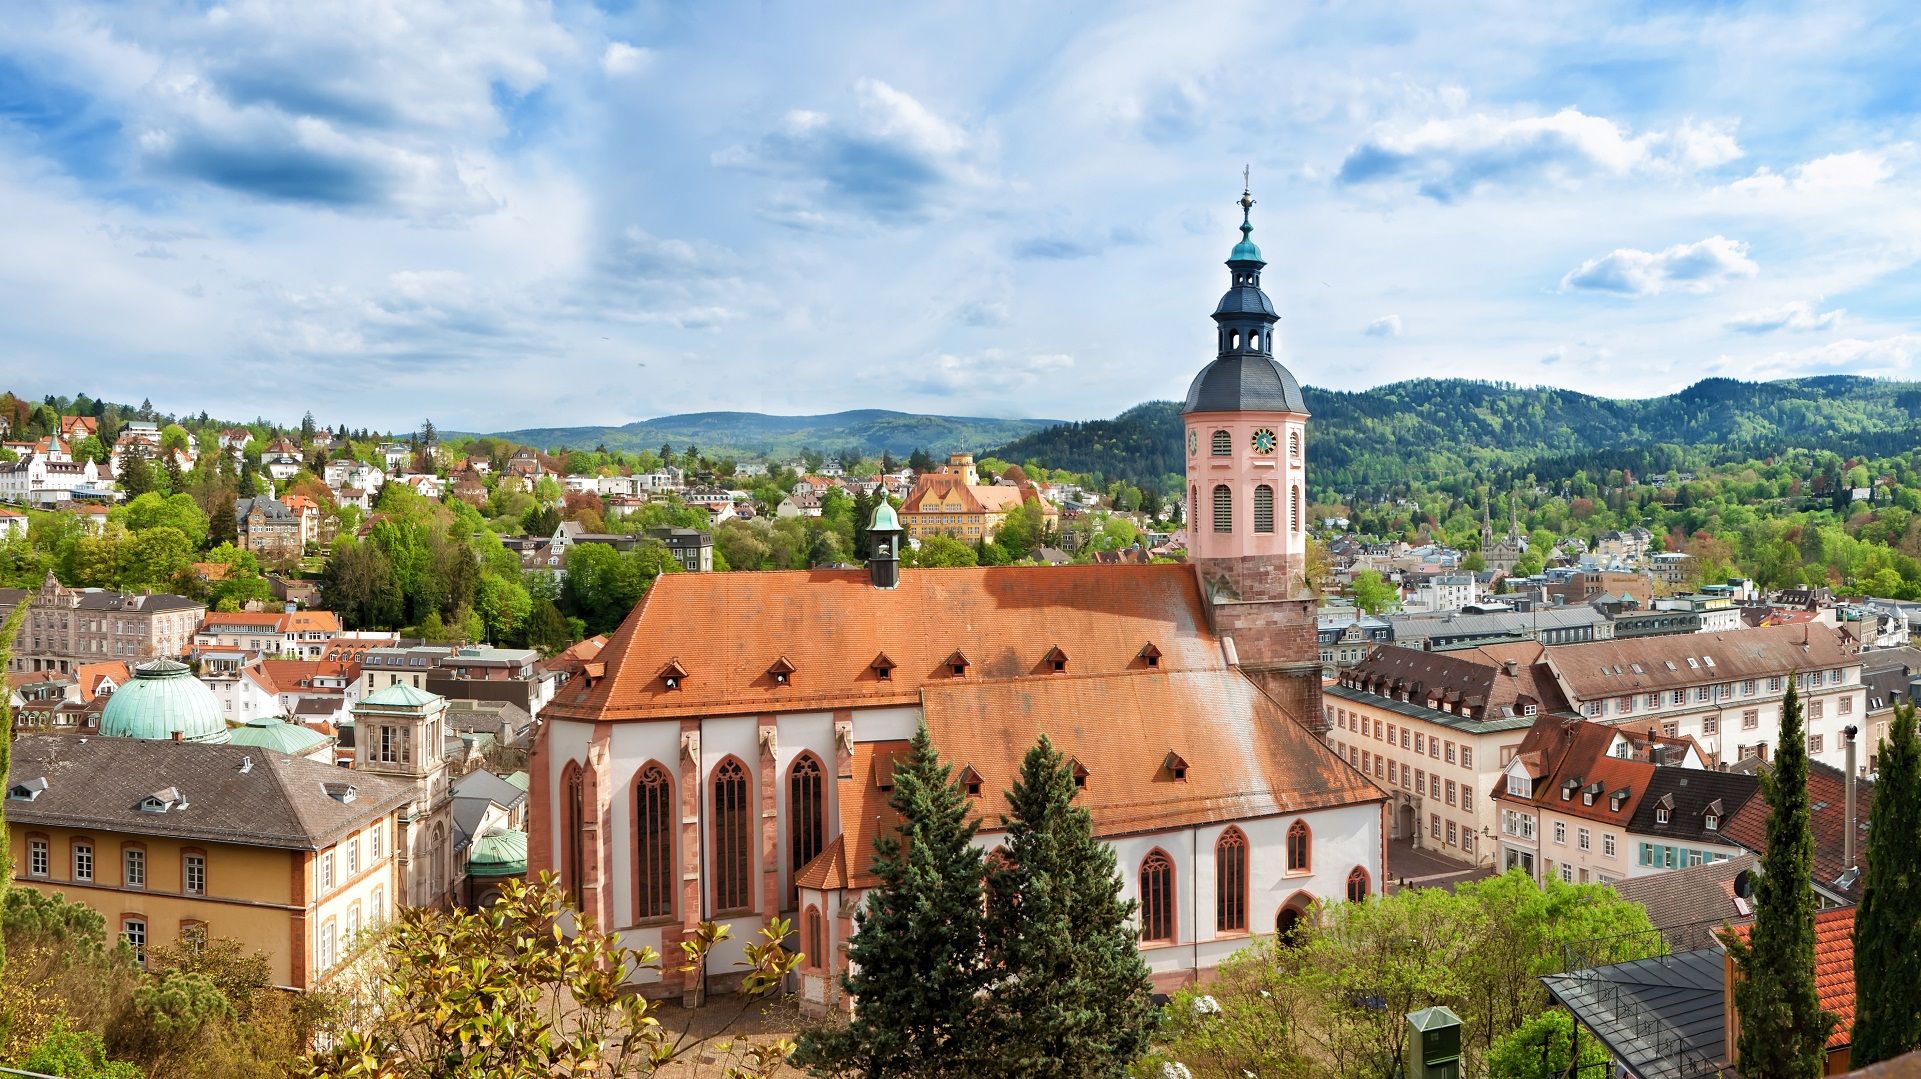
1183,354,1309,415
1214,285,1277,318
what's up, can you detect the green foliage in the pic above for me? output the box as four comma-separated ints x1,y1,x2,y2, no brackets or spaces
795,725,991,1077
1348,570,1400,615
558,539,681,635
490,410,1056,460
1852,699,1921,1064
1484,1010,1608,1079
904,535,977,568
983,735,1156,1076
1727,677,1835,1078
13,1021,143,1079
0,602,25,971
3,888,111,957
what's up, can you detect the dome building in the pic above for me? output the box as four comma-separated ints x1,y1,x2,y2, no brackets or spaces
99,659,231,744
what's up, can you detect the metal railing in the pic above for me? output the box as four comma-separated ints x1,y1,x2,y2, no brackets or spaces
1551,918,1734,1079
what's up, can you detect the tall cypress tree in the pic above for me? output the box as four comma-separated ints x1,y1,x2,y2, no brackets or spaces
984,735,1156,1077
1727,676,1835,1078
794,724,989,1078
1853,701,1921,1064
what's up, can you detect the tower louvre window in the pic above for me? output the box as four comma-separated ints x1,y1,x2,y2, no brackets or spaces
1211,430,1231,456
1212,485,1233,534
1291,486,1302,533
1289,430,1300,458
1253,485,1275,533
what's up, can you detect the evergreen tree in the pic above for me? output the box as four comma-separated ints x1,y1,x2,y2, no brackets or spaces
118,445,154,498
1853,701,1921,1064
208,491,238,549
0,603,30,970
984,735,1156,1077
163,451,184,495
850,488,875,561
794,724,989,1078
300,411,317,442
1727,676,1835,1078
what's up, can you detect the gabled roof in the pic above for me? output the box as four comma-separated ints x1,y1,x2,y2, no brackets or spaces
1491,717,1700,828
1721,759,1871,899
1727,907,1855,1050
545,564,1228,722
1625,768,1761,842
1608,852,1757,933
1342,641,1568,723
1546,623,1856,700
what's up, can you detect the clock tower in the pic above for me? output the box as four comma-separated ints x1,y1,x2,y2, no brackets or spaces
1183,184,1323,729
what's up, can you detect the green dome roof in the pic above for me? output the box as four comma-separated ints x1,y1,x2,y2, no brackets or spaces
467,829,528,878
228,717,330,756
100,659,230,744
868,501,901,533
358,683,440,710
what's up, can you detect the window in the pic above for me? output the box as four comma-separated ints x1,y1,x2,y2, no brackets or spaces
1286,819,1311,872
1291,486,1302,533
1462,787,1474,812
1431,814,1441,839
1809,699,1825,720
123,918,147,966
345,902,361,943
635,764,675,921
1742,710,1759,730
1656,806,1670,824
1401,729,1411,749
1587,701,1604,718
1216,829,1248,933
321,849,335,892
179,920,207,952
1288,430,1300,458
1703,715,1719,735
184,853,206,896
27,837,46,878
1446,820,1458,845
371,886,385,925
1841,696,1853,715
1559,864,1574,884
73,841,93,882
346,835,360,877
1346,867,1370,902
712,759,753,912
1210,430,1231,457
1253,485,1275,533
1401,763,1411,789
803,906,825,970
1461,747,1472,768
1578,827,1591,851
789,753,826,901
1662,721,1679,739
1445,780,1457,806
319,919,337,972
123,847,145,889
1647,693,1661,710
1705,813,1719,832
1670,691,1686,706
1768,677,1782,692
1603,834,1616,858
1619,695,1634,715
1429,739,1440,759
1808,733,1824,755
377,725,410,765
1139,851,1175,942
1416,771,1427,796
1554,821,1566,844
1212,485,1233,533
1415,733,1424,754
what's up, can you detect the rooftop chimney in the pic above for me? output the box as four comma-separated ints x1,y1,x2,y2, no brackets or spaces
1501,659,1517,676
1844,724,1860,874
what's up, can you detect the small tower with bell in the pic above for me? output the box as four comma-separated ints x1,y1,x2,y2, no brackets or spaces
867,501,904,589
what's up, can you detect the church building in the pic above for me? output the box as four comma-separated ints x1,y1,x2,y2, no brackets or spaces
529,189,1384,1008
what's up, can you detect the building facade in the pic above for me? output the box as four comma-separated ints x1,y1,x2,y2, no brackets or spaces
0,573,204,674
351,685,458,909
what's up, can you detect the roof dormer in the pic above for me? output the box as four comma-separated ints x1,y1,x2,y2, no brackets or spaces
768,656,797,686
140,786,185,813
1138,643,1162,669
8,777,47,802
1163,751,1189,782
958,765,984,798
946,651,970,678
659,659,688,691
1043,646,1069,674
1069,757,1089,791
870,652,896,681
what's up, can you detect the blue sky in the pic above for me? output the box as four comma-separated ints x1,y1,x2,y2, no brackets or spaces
2,1,1920,431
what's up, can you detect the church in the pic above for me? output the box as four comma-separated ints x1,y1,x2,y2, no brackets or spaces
529,190,1386,1008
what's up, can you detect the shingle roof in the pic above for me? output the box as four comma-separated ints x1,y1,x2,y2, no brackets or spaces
1492,718,1701,828
1625,769,1762,844
1343,642,1569,722
1547,623,1857,700
546,564,1228,722
1727,907,1855,1049
1721,759,1871,898
6,733,409,850
1608,852,1757,933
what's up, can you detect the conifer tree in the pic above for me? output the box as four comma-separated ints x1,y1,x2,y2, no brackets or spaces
1853,701,1921,1064
794,724,989,1078
1726,676,1835,1078
984,735,1156,1077
0,604,29,971
119,445,154,498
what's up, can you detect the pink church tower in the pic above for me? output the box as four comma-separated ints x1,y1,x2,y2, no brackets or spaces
1184,183,1323,728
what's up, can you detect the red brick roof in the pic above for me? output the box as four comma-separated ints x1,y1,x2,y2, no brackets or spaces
545,564,1226,722
1728,906,1855,1049
1492,717,1702,828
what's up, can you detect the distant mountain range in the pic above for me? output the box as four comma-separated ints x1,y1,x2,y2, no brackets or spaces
483,409,1062,460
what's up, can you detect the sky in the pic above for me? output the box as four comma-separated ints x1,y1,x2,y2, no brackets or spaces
3,1,1921,432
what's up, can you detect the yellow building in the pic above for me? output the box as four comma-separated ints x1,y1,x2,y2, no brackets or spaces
7,733,411,989
899,453,1058,542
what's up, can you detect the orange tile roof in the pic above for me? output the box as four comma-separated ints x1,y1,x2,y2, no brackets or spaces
257,658,359,691
1492,717,1700,827
545,564,1225,722
1728,907,1854,1049
73,661,130,703
1546,623,1856,701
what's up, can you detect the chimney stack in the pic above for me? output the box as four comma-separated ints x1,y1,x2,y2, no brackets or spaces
1844,725,1860,873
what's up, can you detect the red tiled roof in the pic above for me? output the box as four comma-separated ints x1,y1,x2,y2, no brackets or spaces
545,564,1226,722
1721,760,1872,899
1492,717,1701,827
1728,906,1855,1049
73,661,130,703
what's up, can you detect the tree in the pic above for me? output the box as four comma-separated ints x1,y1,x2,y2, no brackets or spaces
1485,1010,1608,1079
1726,676,1835,1078
1349,570,1400,615
0,602,30,971
983,735,1155,1076
305,875,796,1078
905,536,976,568
208,491,238,549
1853,700,1921,1064
118,446,155,499
13,1022,142,1079
908,447,935,473
794,725,990,1077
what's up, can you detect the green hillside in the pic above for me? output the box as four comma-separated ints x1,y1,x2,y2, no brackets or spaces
484,408,1060,460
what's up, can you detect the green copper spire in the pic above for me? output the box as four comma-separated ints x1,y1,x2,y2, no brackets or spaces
1229,167,1264,265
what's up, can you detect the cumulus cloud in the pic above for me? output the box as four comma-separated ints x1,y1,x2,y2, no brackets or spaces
601,41,651,77
1364,314,1402,337
1725,300,1843,334
1715,334,1921,381
714,77,989,223
1338,108,1740,202
1726,150,1893,196
1560,235,1758,297
907,349,1074,396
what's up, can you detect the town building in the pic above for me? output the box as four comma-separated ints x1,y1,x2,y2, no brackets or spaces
0,573,203,674
1389,605,1613,651
235,496,303,562
193,608,341,659
350,684,458,909
530,190,1378,1008
1316,608,1393,675
899,453,1057,542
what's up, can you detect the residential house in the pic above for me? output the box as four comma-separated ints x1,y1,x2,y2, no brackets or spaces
263,438,304,482
193,608,341,659
0,573,203,674
0,507,25,538
777,494,822,518
235,497,303,562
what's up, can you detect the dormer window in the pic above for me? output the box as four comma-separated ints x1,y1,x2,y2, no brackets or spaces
1561,779,1578,801
1656,806,1669,824
959,766,983,798
1070,758,1089,791
659,659,688,691
947,651,970,678
1164,752,1189,782
1582,789,1594,806
1044,646,1068,674
1139,643,1162,668
1705,813,1718,831
871,653,896,680
768,656,796,686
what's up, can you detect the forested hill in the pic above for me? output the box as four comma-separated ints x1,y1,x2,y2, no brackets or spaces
991,376,1921,497
486,409,1059,459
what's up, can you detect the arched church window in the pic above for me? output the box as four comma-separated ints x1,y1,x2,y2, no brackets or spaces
1286,820,1311,872
1288,429,1300,458
1254,485,1275,533
1140,850,1175,942
1211,430,1231,457
1216,828,1248,933
634,764,673,920
712,759,753,912
789,753,825,906
1346,866,1371,902
1212,485,1233,534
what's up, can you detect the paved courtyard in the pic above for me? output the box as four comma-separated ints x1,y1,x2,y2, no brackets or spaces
1385,837,1496,894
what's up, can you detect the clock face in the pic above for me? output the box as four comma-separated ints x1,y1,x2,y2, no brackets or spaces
1251,428,1277,455
1187,430,1197,456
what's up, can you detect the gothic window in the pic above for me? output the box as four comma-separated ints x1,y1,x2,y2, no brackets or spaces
1212,485,1233,534
1254,485,1275,533
1289,429,1300,458
561,761,585,908
1291,485,1302,533
634,764,674,921
712,759,753,912
1211,430,1231,457
789,754,826,903
1286,819,1311,872
803,905,825,970
1140,850,1175,942
1216,829,1248,933
1346,866,1370,902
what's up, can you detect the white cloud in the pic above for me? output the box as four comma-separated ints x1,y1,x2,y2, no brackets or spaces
1716,334,1921,380
909,349,1074,396
601,41,651,77
1561,236,1759,297
1727,151,1893,196
1364,314,1402,337
1339,107,1741,202
1725,300,1843,334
